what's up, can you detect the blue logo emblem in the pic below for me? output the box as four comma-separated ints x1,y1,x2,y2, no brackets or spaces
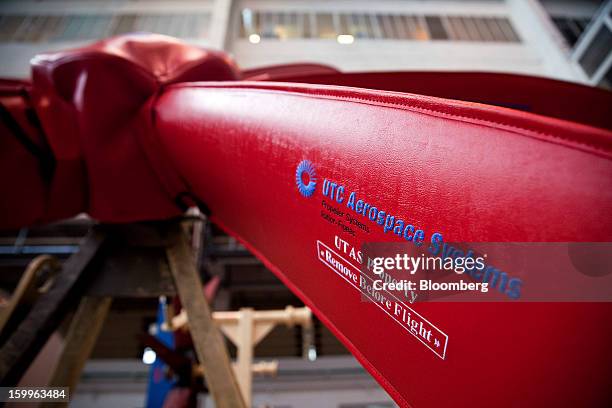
296,160,317,197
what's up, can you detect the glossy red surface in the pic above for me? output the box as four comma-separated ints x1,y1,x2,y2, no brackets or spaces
1,35,611,407
277,71,612,130
154,81,612,407
0,79,50,226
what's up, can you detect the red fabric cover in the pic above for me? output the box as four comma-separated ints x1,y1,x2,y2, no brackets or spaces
242,63,340,80
152,82,612,407
1,36,612,407
0,80,51,228
23,34,240,226
277,71,612,131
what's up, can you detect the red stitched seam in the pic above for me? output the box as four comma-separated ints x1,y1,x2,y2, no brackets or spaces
171,83,612,158
324,92,612,156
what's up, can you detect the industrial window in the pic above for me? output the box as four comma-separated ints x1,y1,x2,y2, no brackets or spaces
261,12,301,39
238,10,520,43
0,16,25,42
597,65,611,90
259,12,276,39
552,16,592,47
280,13,300,39
0,13,211,42
404,16,429,40
12,16,73,42
376,14,397,39
578,25,612,77
352,13,374,39
316,13,336,39
425,16,447,40
339,13,373,39
569,1,612,89
112,14,210,38
303,13,314,38
445,16,517,42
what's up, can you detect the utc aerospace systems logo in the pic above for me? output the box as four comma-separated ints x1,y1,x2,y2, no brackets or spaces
295,160,317,198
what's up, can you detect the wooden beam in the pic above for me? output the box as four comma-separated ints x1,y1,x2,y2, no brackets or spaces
236,308,254,406
0,229,106,386
166,223,246,408
42,296,112,408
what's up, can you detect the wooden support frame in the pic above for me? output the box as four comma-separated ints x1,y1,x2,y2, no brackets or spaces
41,296,112,408
166,222,246,408
0,229,106,386
169,305,313,406
0,219,246,408
236,308,254,405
